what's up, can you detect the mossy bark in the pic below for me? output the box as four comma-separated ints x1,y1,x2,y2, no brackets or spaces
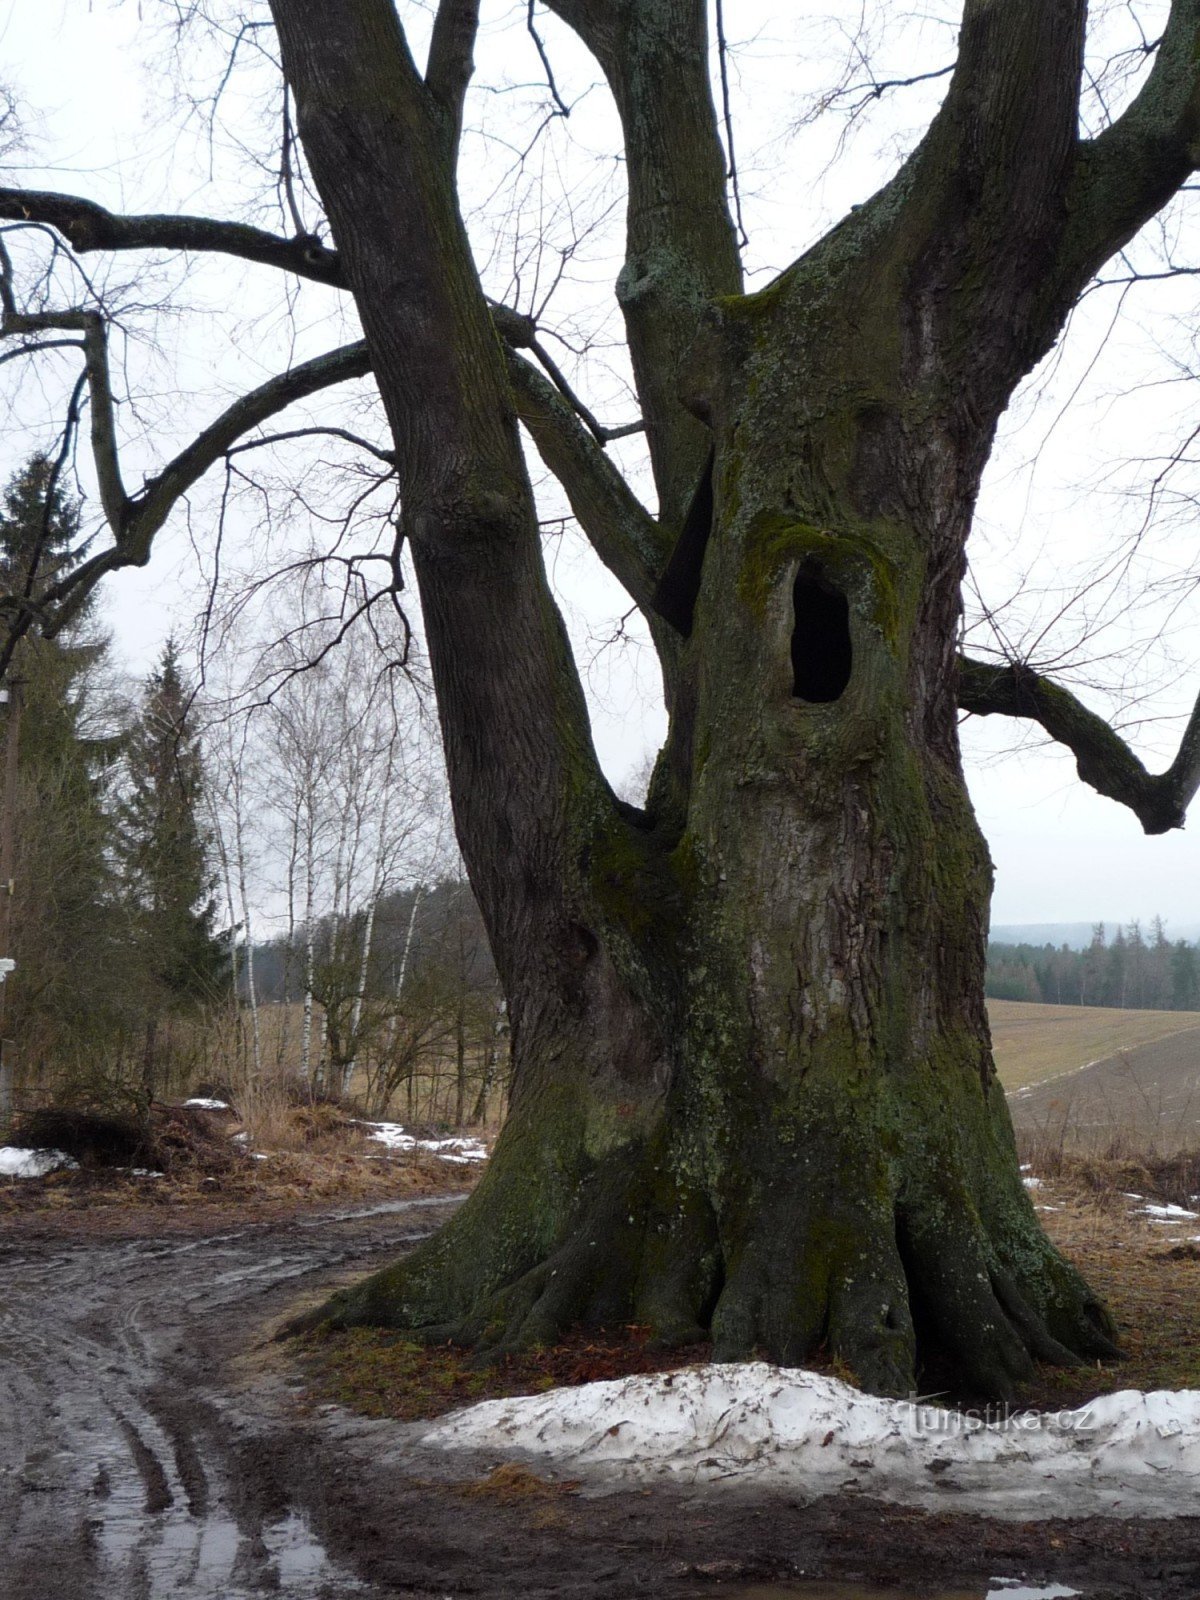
271,0,1121,1401
307,254,1118,1400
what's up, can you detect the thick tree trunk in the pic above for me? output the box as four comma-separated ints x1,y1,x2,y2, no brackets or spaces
271,0,1118,1400
307,242,1119,1394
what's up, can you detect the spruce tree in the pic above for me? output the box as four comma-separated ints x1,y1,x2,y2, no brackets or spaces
0,456,120,1065
116,640,228,1011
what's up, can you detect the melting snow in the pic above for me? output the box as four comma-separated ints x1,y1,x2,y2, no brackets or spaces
183,1097,231,1111
0,1146,78,1178
1143,1202,1200,1221
422,1364,1200,1518
358,1122,487,1163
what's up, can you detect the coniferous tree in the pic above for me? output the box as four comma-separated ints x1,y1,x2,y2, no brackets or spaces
0,455,120,1068
116,640,228,1014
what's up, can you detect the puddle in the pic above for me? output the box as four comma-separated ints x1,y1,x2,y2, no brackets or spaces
703,1583,1080,1600
301,1194,464,1225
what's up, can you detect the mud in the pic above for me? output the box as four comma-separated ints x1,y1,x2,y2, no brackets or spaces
1,1196,1198,1599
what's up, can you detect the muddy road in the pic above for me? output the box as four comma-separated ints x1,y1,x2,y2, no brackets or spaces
0,1196,459,1599
2,1197,1199,1600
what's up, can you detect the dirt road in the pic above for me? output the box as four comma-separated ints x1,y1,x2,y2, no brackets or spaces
0,1195,460,1599
2,1196,1199,1600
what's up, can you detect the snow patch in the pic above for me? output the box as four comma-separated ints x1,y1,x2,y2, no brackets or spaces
422,1364,1200,1518
0,1146,79,1178
1143,1202,1199,1221
183,1097,230,1111
357,1121,487,1163
991,1585,1079,1599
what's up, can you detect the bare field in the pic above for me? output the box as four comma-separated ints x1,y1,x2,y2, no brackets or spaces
1009,1027,1200,1153
987,998,1200,1091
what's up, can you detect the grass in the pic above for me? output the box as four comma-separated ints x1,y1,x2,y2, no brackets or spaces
987,998,1200,1091
293,1323,711,1423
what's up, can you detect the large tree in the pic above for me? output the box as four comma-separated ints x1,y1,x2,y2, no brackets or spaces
4,2,1200,1397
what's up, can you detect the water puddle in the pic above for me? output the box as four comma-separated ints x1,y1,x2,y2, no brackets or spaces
704,1583,1080,1600
304,1194,464,1225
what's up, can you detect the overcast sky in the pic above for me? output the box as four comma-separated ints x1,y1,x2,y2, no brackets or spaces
3,0,1200,932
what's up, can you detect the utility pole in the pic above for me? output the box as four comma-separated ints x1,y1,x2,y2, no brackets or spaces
0,679,21,1124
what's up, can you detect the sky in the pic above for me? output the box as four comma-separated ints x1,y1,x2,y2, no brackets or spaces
2,0,1199,932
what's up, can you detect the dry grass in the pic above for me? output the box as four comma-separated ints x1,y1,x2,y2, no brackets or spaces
1019,1165,1200,1408
293,1322,711,1423
988,998,1200,1092
0,1093,484,1216
454,1463,581,1504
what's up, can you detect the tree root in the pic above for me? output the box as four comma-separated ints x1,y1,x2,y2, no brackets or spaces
285,1136,1119,1405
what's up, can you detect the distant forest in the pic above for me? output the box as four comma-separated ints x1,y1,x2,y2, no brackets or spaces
987,921,1200,1011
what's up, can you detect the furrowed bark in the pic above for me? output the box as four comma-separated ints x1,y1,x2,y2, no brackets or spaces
278,0,1138,1400
19,2,1172,1400
269,0,677,1318
543,0,743,525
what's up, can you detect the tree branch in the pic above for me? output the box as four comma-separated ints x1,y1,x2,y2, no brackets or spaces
542,0,742,527
11,336,372,637
425,0,481,150
0,188,344,287
1060,0,1200,292
957,656,1200,835
505,347,664,612
915,0,1087,275
0,302,129,527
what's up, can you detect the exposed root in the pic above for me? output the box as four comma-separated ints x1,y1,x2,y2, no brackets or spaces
284,1097,1120,1402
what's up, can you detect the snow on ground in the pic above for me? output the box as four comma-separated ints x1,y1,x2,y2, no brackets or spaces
183,1097,231,1111
358,1122,487,1163
422,1364,1200,1519
0,1146,79,1178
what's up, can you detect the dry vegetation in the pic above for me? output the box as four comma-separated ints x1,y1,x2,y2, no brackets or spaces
1020,1161,1200,1408
290,1161,1200,1425
287,1008,1200,1426
0,1090,483,1217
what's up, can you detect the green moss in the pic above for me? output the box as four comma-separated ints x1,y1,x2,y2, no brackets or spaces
735,510,902,641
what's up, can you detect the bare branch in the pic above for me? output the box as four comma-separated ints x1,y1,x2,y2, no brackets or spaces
0,188,343,287
505,346,664,613
1061,0,1200,291
958,656,1200,835
225,424,396,466
426,0,482,149
542,0,742,525
526,1,571,118
8,337,372,640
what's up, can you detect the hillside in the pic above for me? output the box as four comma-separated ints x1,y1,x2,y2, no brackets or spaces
989,998,1200,1153
988,999,1200,1091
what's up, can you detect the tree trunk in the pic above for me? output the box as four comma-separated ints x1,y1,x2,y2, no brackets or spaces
271,0,1118,1399
305,245,1119,1391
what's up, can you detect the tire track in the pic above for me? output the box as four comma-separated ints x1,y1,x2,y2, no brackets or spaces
0,1195,459,1599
